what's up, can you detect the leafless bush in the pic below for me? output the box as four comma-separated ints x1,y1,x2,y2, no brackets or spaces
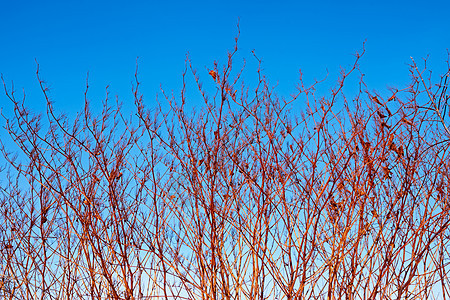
1,39,450,300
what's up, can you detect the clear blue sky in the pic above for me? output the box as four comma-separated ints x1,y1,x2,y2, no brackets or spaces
1,0,449,115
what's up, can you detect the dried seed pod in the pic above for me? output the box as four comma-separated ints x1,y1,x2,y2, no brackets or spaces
372,96,383,106
377,111,387,119
372,209,378,218
209,70,217,81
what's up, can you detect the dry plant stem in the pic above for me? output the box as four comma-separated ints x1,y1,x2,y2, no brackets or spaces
410,56,450,137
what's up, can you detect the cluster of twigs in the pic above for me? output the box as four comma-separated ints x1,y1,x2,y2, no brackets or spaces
1,42,450,299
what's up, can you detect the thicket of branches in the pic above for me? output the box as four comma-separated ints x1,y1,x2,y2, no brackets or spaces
1,39,450,300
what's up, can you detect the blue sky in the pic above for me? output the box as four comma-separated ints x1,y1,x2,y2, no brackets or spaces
1,0,449,116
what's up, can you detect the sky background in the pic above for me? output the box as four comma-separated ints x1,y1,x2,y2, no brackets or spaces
1,0,449,118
